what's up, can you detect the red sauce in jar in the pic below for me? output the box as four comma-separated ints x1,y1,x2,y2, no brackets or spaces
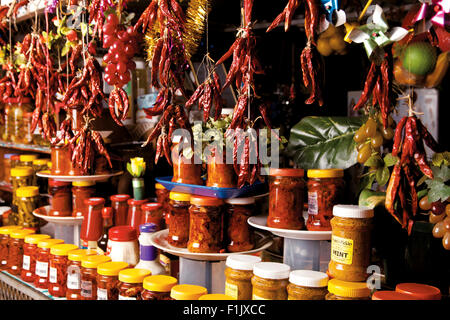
225,197,255,252
72,181,96,217
80,198,105,244
171,143,203,185
110,194,131,226
167,192,191,248
127,199,149,234
48,180,72,217
141,203,164,231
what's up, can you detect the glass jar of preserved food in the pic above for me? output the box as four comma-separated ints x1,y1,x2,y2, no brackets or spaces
21,234,51,282
170,284,208,300
251,262,291,300
3,153,18,184
268,168,305,230
198,294,235,300
188,196,224,253
34,238,65,289
96,261,129,300
224,254,261,300
11,166,34,224
325,279,371,300
51,145,70,176
66,249,97,300
141,203,164,231
225,197,255,252
206,149,236,188
328,205,374,282
72,181,96,217
80,254,111,300
19,154,38,168
171,141,203,185
11,155,21,168
110,194,131,226
127,198,148,233
16,186,40,229
12,98,33,144
155,183,169,226
141,275,178,300
118,268,151,300
48,244,78,297
2,100,12,141
371,291,417,300
306,169,345,231
0,226,23,270
48,180,72,217
107,226,139,267
395,283,441,300
167,192,191,248
287,270,329,300
32,159,49,192
7,229,35,275
80,198,105,248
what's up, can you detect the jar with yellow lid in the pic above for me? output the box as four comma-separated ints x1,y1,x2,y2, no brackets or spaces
167,192,191,247
48,244,78,297
66,249,97,300
141,275,178,300
306,169,345,231
6,229,35,275
155,183,169,228
32,159,49,190
325,279,371,300
225,254,261,300
34,238,65,289
71,181,96,217
20,155,38,168
80,254,111,300
118,268,151,300
251,262,291,300
10,166,34,224
0,226,23,270
96,261,129,300
328,205,374,282
287,270,329,300
16,186,40,229
170,284,208,300
198,294,235,300
20,234,51,282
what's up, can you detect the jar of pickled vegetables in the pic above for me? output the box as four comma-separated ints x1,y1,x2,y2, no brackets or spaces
20,233,51,282
325,279,371,300
118,268,151,300
155,183,169,224
141,203,164,231
0,226,23,270
306,169,345,231
1,100,12,141
34,238,65,289
110,194,131,226
12,98,33,144
287,270,329,300
48,244,78,297
127,198,148,233
328,205,374,282
72,181,96,217
206,149,236,188
11,167,34,223
16,186,40,229
19,154,38,168
395,283,441,300
3,153,18,184
188,196,224,253
141,275,178,300
96,261,129,300
11,155,21,168
225,197,255,252
48,180,72,217
80,254,112,300
32,159,49,190
171,141,203,185
268,168,305,230
170,284,208,300
80,198,105,248
225,254,261,300
66,249,97,300
251,262,290,300
167,192,191,248
7,229,35,275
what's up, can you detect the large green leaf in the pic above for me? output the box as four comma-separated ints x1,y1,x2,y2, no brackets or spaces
286,116,365,170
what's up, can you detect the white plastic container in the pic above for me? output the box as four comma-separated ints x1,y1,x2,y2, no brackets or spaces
135,223,166,275
106,226,139,267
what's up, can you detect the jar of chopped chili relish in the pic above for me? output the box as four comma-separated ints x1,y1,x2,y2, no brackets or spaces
206,149,237,188
141,203,164,231
34,238,65,289
325,279,371,300
72,181,96,217
66,249,97,300
268,168,305,230
0,226,23,270
96,261,129,300
80,254,111,300
155,183,169,226
171,141,203,185
188,196,224,253
170,284,208,300
127,198,149,233
21,234,51,282
48,180,72,217
48,244,78,297
141,275,178,300
7,229,35,275
306,169,345,231
118,268,151,300
167,192,191,248
110,194,131,226
225,197,255,253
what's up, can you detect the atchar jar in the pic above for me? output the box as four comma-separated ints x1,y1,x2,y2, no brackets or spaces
1,99,12,141
141,275,178,300
171,141,203,185
206,149,237,188
188,196,224,253
0,226,23,270
10,166,34,224
155,183,169,224
167,192,191,248
7,229,35,275
225,197,255,252
251,262,291,300
96,261,129,300
224,254,261,300
72,181,96,217
80,197,105,248
170,284,208,300
48,244,78,297
118,268,151,300
48,180,72,217
11,98,34,144
50,145,70,176
80,254,112,300
110,194,131,226
34,238,65,289
287,270,329,300
127,198,148,233
16,186,40,229
395,283,441,300
325,279,371,300
141,203,164,231
66,249,97,300
267,168,305,230
20,233,51,282
107,226,140,267
19,154,38,168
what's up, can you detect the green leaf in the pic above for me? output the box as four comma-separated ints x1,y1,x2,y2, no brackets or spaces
435,165,450,182
427,180,450,203
417,189,428,200
375,166,390,186
383,153,399,167
359,172,376,192
359,189,386,208
286,116,365,170
126,162,132,175
364,155,383,167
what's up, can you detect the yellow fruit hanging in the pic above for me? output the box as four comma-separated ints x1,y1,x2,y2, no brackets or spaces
328,36,346,52
317,38,333,56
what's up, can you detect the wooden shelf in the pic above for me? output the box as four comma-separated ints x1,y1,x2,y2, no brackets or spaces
0,141,51,154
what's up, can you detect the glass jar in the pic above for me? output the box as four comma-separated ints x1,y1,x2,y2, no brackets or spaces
20,234,51,282
48,180,72,217
11,155,21,168
199,294,235,300
206,149,237,188
155,183,169,225
107,226,139,267
7,229,35,275
80,198,105,248
188,196,224,253
167,192,191,248
225,197,255,252
110,194,131,226
96,261,129,300
66,249,97,300
141,203,164,231
287,270,329,300
12,98,33,144
72,181,96,217
224,254,261,300
171,142,203,185
80,255,112,300
32,159,49,192
50,145,70,176
325,279,371,300
328,205,374,282
0,226,23,270
127,198,148,233
268,168,305,230
2,100,12,141
117,268,151,300
3,153,18,184
34,238,65,289
141,275,178,300
251,262,291,300
395,283,441,300
19,154,38,168
170,284,208,300
306,169,345,231
10,166,34,224
16,186,40,229
48,244,78,297
372,291,417,300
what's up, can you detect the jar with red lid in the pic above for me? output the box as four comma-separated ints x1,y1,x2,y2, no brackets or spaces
141,203,164,231
225,197,255,252
72,181,96,217
20,234,51,282
268,168,305,230
107,226,140,267
127,198,148,233
188,196,224,253
34,238,65,289
110,194,131,226
167,192,191,248
0,226,23,270
66,249,97,300
80,254,112,300
96,261,129,300
49,180,72,217
48,244,78,297
306,169,345,231
7,229,35,275
395,283,441,300
118,268,151,300
80,198,105,248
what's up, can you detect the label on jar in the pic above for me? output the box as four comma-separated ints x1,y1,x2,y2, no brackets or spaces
67,272,81,290
308,192,318,215
49,267,57,283
22,255,30,270
331,235,353,265
35,261,48,277
97,288,108,300
119,295,136,300
252,294,268,300
225,281,238,299
81,280,93,298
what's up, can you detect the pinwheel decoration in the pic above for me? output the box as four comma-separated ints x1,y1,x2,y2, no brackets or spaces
320,0,346,31
415,0,450,29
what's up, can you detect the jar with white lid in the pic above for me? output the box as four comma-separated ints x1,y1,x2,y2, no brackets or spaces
251,262,290,300
224,254,261,300
287,270,329,300
106,226,139,267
